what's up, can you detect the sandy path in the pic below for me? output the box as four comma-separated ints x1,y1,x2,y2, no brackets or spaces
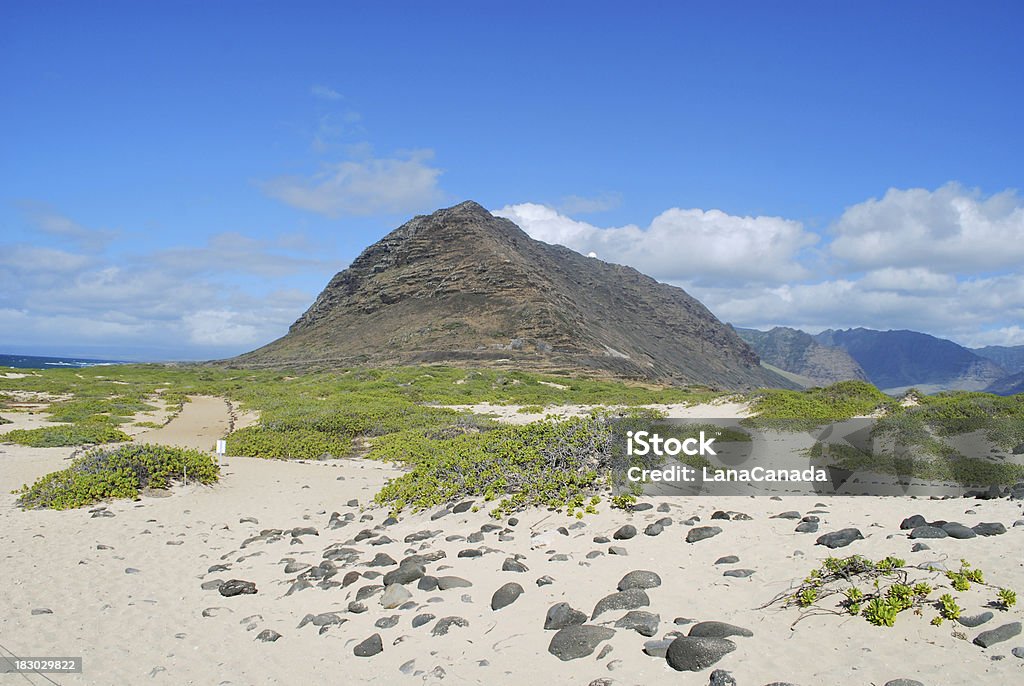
133,395,232,452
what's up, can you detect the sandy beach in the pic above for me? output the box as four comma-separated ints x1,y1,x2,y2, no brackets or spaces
2,399,1023,685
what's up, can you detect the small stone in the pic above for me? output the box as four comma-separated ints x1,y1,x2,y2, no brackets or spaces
458,548,483,558
665,636,736,671
502,557,528,573
900,514,927,530
436,576,472,590
710,669,738,686
909,525,948,539
686,526,722,543
545,602,587,630
883,680,925,686
367,552,397,567
815,528,864,548
491,582,524,610
973,622,1021,648
592,589,650,620
723,569,755,578
431,616,469,636
547,625,616,661
453,500,475,513
536,575,555,587
941,522,977,539
613,525,637,540
973,522,1007,536
375,615,400,629
614,610,660,636
714,556,739,565
794,521,819,533
412,613,435,628
772,511,801,520
30,608,52,615
957,612,994,628
617,570,662,591
644,523,664,536
607,546,628,556
348,601,367,614
688,621,753,639
353,633,383,657
218,579,257,597
380,584,412,609
256,629,281,642
911,542,930,552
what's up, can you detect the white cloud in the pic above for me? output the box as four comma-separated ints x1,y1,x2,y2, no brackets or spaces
151,232,332,277
310,84,343,101
261,149,444,217
183,310,261,347
830,183,1024,272
17,201,116,251
495,202,818,287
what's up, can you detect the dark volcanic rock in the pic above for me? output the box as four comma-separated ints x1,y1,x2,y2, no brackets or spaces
941,522,977,539
502,557,529,573
412,613,435,628
545,602,588,630
816,528,864,549
256,629,281,642
723,569,755,578
772,511,801,520
231,201,790,388
665,636,736,671
617,570,662,591
686,526,723,543
383,563,425,586
883,680,924,686
957,611,994,628
973,622,1021,648
972,522,1007,536
614,610,660,637
688,621,753,639
219,580,257,597
490,582,524,611
900,514,928,530
794,521,819,533
710,669,738,686
613,525,637,540
909,526,948,539
353,633,383,657
436,576,472,590
592,589,650,619
431,616,469,636
644,523,664,537
547,625,616,661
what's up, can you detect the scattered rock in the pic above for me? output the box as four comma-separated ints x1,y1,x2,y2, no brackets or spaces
592,589,650,620
30,608,52,615
900,515,927,530
644,523,664,537
617,570,661,592
909,526,947,539
911,542,930,552
794,521,819,533
218,579,257,597
958,612,994,628
367,552,397,567
941,522,977,539
688,621,753,639
714,556,739,565
436,576,473,590
815,528,864,548
353,633,383,657
502,557,529,573
613,610,659,636
380,584,413,609
883,680,924,686
458,548,483,558
375,615,399,629
773,511,801,520
383,563,425,586
256,629,281,642
665,636,736,671
613,525,637,540
491,582,524,610
723,569,755,578
973,522,1007,536
536,575,555,587
686,526,723,543
412,613,435,628
710,669,738,686
548,625,616,661
431,616,469,636
973,622,1021,648
545,602,588,630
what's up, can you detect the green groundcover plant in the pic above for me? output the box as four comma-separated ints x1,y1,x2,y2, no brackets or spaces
15,443,219,510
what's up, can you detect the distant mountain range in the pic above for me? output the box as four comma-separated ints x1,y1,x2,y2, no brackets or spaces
232,201,793,390
738,326,1023,395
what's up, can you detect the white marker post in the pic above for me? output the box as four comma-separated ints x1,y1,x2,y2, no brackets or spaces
216,440,226,456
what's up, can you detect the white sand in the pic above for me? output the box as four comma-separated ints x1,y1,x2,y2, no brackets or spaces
2,399,1023,684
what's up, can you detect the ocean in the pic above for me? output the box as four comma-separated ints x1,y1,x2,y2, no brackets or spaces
0,353,126,370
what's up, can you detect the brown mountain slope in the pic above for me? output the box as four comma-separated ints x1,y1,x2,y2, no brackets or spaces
232,201,793,390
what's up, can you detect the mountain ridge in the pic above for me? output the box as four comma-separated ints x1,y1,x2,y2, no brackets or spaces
233,201,793,390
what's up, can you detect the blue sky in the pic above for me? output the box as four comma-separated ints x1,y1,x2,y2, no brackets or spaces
2,1,1023,360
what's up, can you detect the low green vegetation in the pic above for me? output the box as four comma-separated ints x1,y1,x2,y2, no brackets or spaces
14,443,219,509
3,420,131,447
743,381,892,430
771,555,1017,629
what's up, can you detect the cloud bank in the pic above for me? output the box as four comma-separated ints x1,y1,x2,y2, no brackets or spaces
497,183,1024,348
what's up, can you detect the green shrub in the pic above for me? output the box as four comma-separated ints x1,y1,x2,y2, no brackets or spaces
3,421,131,447
14,443,219,509
225,426,351,460
997,588,1017,609
744,381,891,429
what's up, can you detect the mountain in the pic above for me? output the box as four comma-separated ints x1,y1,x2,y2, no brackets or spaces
233,201,792,390
813,328,1006,394
985,371,1024,396
733,326,868,387
972,345,1024,375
